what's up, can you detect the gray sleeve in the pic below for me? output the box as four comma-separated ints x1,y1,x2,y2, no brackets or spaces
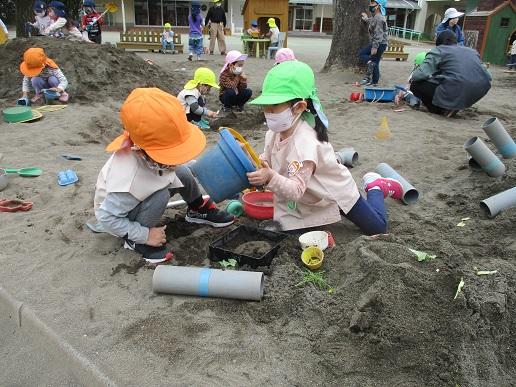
184,95,208,116
410,49,441,82
95,192,149,244
370,16,385,48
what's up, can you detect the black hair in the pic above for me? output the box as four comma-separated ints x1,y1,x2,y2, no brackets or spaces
436,30,457,46
291,98,328,143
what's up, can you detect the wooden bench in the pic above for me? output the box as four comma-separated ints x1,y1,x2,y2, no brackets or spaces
383,40,409,61
117,29,184,53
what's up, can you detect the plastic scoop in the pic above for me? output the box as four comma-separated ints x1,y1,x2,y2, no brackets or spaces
4,167,43,177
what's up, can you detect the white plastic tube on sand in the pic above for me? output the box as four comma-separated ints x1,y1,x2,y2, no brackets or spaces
480,187,516,218
166,194,210,209
335,147,359,167
375,162,419,204
482,117,516,159
153,266,264,301
464,137,506,177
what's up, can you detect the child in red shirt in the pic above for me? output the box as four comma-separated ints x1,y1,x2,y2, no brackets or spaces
81,0,102,44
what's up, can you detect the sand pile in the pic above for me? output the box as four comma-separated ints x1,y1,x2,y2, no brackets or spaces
0,37,187,102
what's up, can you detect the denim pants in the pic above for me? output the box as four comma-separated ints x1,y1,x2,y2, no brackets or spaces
188,32,203,56
358,43,387,84
32,76,59,94
127,165,202,228
219,88,252,108
343,190,387,235
161,39,175,51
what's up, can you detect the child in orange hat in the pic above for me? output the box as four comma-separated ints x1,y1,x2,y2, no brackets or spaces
94,88,234,262
20,47,69,103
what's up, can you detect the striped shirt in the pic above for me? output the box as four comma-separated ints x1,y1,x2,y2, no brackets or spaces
22,66,68,92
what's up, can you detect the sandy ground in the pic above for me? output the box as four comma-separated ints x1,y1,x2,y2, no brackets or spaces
0,36,515,386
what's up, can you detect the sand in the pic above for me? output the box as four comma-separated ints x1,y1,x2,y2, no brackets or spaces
0,38,515,386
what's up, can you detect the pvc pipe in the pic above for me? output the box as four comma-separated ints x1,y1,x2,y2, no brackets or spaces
468,156,482,171
482,117,516,159
335,147,359,167
480,187,516,218
166,194,210,209
375,162,419,204
152,266,264,301
464,137,506,177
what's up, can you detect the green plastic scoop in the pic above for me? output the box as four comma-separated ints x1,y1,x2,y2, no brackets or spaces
4,167,43,177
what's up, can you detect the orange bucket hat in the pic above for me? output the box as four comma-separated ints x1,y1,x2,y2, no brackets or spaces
107,88,206,166
19,48,58,77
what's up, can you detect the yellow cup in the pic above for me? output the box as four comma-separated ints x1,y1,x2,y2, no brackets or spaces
301,246,324,270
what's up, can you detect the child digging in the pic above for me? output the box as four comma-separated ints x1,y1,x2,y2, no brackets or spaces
177,67,219,130
247,61,403,234
94,88,234,262
19,47,69,103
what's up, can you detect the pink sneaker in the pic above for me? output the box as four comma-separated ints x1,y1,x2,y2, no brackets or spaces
363,172,403,200
59,91,69,103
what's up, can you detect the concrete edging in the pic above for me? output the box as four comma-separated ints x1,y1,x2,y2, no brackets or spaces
0,286,117,387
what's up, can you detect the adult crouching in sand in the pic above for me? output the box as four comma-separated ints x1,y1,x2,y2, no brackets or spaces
94,88,234,262
397,30,491,117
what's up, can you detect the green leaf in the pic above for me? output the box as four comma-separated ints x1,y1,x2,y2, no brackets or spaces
409,248,437,262
219,259,238,269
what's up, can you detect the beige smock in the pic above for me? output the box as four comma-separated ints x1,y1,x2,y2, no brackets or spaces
262,120,360,231
94,148,182,210
177,88,201,115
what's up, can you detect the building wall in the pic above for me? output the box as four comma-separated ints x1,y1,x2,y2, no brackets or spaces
463,15,487,51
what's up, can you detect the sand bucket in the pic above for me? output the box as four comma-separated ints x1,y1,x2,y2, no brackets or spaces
43,89,60,104
349,92,363,102
192,128,259,203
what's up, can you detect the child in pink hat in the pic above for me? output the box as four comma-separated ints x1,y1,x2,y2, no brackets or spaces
219,50,252,113
274,48,296,65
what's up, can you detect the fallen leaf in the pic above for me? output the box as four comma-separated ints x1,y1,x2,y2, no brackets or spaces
456,221,466,227
454,277,465,300
409,248,437,262
476,270,498,276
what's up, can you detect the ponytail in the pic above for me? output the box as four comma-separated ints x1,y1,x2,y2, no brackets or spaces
306,99,328,142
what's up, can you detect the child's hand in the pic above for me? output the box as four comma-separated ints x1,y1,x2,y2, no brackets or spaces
147,225,167,246
247,161,273,186
207,110,218,119
240,72,247,80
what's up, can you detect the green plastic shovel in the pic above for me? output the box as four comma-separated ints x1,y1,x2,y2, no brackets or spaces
4,167,43,177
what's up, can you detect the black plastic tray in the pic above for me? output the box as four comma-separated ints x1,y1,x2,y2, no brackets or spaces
209,225,287,268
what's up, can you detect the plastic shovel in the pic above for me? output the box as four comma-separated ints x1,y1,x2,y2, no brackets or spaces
4,167,43,177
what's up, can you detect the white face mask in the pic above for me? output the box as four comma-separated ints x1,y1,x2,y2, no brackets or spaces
265,104,302,133
232,66,243,75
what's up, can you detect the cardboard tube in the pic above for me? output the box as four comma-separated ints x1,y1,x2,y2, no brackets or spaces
480,187,516,218
335,147,359,167
152,266,264,301
375,162,419,204
482,117,516,159
464,137,506,177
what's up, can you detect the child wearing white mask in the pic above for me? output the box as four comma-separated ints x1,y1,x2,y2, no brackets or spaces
27,1,52,35
218,50,253,113
247,61,403,234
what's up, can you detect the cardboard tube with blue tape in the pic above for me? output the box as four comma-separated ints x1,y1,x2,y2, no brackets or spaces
482,117,516,159
464,137,505,177
375,162,419,204
152,266,264,301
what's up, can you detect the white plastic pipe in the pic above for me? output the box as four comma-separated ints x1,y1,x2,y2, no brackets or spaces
464,137,506,177
482,117,516,159
152,266,264,301
375,162,419,204
335,147,359,167
166,194,210,208
480,187,516,218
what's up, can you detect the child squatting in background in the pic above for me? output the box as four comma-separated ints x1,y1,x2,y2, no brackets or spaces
81,0,103,44
247,61,403,234
94,88,234,262
177,67,219,130
19,47,69,103
45,1,89,41
219,50,252,113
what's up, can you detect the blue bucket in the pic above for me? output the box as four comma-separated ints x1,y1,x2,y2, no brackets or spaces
43,89,60,103
192,129,257,203
364,87,396,102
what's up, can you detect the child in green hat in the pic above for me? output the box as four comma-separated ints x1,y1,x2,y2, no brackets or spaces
177,67,219,130
247,60,403,234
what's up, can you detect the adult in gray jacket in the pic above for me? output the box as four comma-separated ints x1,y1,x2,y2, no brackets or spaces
359,0,388,86
407,30,491,117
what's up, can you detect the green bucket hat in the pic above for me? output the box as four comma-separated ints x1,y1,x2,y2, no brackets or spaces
250,61,328,128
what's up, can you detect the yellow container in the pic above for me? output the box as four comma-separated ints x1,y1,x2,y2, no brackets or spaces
301,246,324,270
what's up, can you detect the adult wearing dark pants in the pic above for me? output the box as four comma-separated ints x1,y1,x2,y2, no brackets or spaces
408,30,491,117
359,0,388,86
219,50,252,112
205,0,226,55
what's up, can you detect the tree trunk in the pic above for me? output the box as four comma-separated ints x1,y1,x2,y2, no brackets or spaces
324,0,370,71
15,0,82,37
